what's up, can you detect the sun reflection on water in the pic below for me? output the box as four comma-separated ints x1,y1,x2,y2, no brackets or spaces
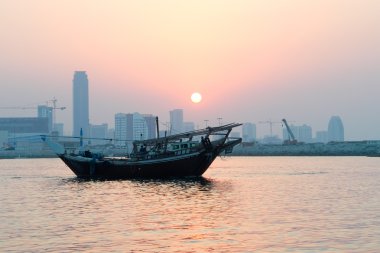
0,157,380,252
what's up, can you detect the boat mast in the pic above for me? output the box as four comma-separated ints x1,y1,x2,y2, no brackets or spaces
156,116,160,139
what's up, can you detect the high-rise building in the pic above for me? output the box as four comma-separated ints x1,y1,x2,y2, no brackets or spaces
73,71,89,137
142,114,157,139
242,122,256,142
282,124,312,143
328,116,344,142
38,105,53,133
115,113,129,146
132,113,149,140
169,109,183,135
115,112,151,146
298,124,312,143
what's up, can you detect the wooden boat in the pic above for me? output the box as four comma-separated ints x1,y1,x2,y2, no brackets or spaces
43,123,242,179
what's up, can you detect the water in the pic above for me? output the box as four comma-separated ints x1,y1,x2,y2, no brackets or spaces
1,157,379,252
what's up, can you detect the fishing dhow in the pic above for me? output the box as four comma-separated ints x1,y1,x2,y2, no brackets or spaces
43,122,242,179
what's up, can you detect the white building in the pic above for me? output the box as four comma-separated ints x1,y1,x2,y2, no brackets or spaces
283,124,312,143
115,113,129,146
298,124,312,143
242,123,256,142
169,109,183,135
115,112,150,146
328,116,344,142
142,114,157,139
132,113,149,141
38,105,53,133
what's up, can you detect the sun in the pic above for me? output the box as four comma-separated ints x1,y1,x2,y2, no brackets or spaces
191,92,202,103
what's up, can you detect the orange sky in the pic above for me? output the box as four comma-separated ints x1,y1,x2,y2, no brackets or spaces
0,0,379,139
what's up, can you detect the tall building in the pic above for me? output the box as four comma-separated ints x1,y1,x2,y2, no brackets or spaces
142,114,157,139
115,112,151,146
73,71,89,137
282,124,312,143
115,113,129,146
132,113,149,140
169,109,183,135
38,105,53,133
328,116,344,142
242,122,256,142
298,124,312,143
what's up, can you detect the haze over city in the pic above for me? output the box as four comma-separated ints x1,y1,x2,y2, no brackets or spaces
1,1,379,140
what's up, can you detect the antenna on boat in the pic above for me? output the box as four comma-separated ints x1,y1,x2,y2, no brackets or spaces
156,116,160,139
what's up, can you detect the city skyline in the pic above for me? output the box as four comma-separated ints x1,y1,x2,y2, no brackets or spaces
0,67,363,142
0,79,368,142
0,1,379,140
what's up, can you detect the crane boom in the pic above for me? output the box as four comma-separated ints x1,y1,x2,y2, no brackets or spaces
0,98,66,132
282,118,297,144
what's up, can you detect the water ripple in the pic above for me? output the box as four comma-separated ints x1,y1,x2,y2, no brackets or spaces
1,157,380,252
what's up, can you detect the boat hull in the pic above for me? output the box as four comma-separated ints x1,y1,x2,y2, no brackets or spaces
59,150,218,179
45,123,243,179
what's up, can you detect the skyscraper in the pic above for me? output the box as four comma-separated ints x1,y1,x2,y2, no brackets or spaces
38,105,53,133
169,109,183,135
142,114,157,139
73,71,89,137
114,112,151,145
115,113,131,146
328,116,344,142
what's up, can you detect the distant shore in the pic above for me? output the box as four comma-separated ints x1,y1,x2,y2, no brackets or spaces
0,150,57,159
2,140,380,159
231,141,380,157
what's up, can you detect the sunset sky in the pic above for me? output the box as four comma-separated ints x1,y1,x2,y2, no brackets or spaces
1,0,379,140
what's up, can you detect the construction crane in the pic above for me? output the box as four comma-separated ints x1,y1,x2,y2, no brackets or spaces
0,97,66,131
258,120,281,137
47,97,66,130
282,118,297,144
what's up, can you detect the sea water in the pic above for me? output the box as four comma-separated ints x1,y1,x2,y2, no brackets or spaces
0,157,379,252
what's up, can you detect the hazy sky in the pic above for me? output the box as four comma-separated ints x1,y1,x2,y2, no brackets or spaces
1,0,379,140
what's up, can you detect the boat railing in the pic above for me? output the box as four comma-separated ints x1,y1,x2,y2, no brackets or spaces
130,145,201,161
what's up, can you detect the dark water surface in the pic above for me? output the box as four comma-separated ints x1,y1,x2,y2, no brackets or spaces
1,157,379,252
